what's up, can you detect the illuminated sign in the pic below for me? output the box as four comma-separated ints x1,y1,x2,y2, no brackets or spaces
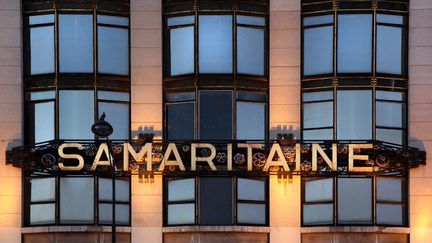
59,142,381,173
6,140,425,176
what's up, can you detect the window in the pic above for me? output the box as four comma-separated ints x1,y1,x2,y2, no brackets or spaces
98,178,130,225
26,91,55,144
199,15,233,74
302,91,333,140
97,15,129,75
376,14,406,75
22,1,131,229
165,91,266,140
303,15,333,76
165,177,268,226
199,91,233,140
337,14,372,73
27,90,130,142
301,9,408,145
302,178,333,225
28,14,54,75
167,16,195,76
24,7,131,144
237,16,265,76
26,176,131,226
164,11,267,77
302,176,406,226
59,14,93,73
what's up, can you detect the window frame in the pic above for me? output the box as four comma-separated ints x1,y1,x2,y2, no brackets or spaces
301,175,408,227
163,176,269,227
24,174,131,227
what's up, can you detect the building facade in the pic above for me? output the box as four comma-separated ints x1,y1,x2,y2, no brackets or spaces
0,0,432,242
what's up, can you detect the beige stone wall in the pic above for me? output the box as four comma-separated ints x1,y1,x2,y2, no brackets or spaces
0,0,22,242
130,0,163,242
409,0,432,242
269,0,302,242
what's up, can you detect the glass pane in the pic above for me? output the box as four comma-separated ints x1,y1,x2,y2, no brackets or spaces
237,15,265,26
337,90,372,140
167,103,194,140
237,27,264,75
167,16,195,26
304,102,333,129
98,91,130,102
303,204,333,225
238,178,265,201
376,102,403,127
98,203,130,225
304,26,333,75
60,177,94,224
168,203,195,225
305,178,333,202
30,26,54,74
30,204,55,225
29,14,54,25
377,14,404,25
376,204,403,225
376,91,404,101
199,177,232,225
98,15,129,26
59,90,94,140
35,102,55,143
98,26,129,75
337,14,372,73
59,14,93,73
199,15,232,73
199,91,232,140
377,177,402,202
376,128,403,145
303,129,333,140
377,25,403,74
237,102,265,140
303,91,333,102
30,91,55,101
303,15,333,26
237,203,266,225
31,177,55,202
98,178,130,202
168,178,195,202
337,178,372,224
170,27,194,76
99,102,129,140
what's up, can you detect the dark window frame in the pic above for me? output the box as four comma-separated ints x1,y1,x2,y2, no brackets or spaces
301,175,408,227
24,174,132,227
163,176,269,227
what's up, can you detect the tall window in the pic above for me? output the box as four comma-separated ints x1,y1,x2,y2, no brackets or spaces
301,10,407,145
163,0,269,227
23,0,131,227
163,1,269,141
301,0,409,227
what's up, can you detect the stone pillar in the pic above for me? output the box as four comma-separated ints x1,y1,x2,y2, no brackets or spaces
0,0,22,242
130,0,163,242
409,0,432,242
269,0,301,242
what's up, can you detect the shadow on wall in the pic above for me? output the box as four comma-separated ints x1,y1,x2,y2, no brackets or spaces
132,125,162,140
409,137,426,152
270,124,300,140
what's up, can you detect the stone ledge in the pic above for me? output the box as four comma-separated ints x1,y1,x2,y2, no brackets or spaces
300,226,410,234
21,226,131,234
163,226,270,233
